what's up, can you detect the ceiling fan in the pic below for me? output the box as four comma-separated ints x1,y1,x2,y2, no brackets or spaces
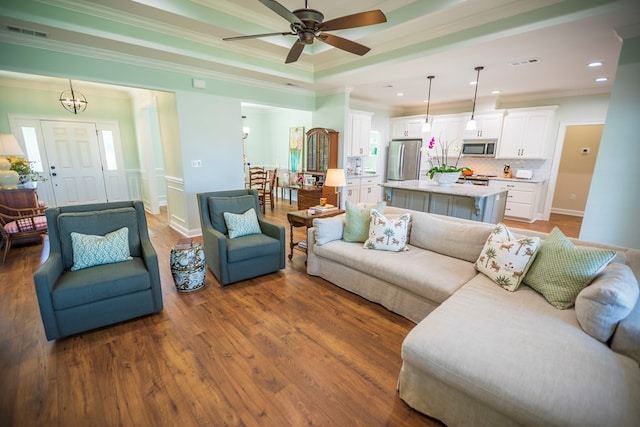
223,0,387,64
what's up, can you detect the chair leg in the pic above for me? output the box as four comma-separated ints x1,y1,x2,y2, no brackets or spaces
2,239,10,264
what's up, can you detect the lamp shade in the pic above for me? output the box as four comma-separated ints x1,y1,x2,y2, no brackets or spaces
324,168,346,187
0,134,24,155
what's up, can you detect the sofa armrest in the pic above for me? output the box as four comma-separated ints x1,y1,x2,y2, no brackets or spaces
201,225,229,281
33,253,64,340
259,219,285,269
140,238,163,312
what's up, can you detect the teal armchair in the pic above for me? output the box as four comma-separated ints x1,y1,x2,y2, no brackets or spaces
33,201,163,340
197,189,285,285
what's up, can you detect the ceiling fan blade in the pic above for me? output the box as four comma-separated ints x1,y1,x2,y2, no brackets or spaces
259,0,303,25
317,33,370,56
321,10,387,31
285,40,305,64
223,32,293,41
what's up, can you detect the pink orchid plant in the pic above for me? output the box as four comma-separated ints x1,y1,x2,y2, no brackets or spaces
422,137,470,179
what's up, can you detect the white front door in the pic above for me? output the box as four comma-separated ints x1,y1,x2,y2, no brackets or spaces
41,121,108,205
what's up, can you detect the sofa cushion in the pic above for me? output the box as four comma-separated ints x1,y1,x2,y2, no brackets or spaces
342,200,386,243
70,227,133,271
57,207,140,270
475,223,540,291
208,195,257,235
52,258,151,310
226,233,281,263
313,240,477,305
363,210,410,252
524,227,616,309
313,214,345,246
224,208,261,239
575,262,639,342
401,274,640,426
409,211,494,263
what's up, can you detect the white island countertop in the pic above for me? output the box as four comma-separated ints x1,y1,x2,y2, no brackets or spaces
381,180,508,198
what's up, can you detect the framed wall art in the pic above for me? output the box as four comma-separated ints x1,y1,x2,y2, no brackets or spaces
288,126,304,173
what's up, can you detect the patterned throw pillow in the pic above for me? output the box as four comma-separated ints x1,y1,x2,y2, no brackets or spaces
524,227,616,309
476,223,540,291
363,210,410,252
70,227,132,271
223,208,261,239
343,201,386,243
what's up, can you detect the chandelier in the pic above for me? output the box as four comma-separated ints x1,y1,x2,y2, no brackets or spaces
59,79,88,114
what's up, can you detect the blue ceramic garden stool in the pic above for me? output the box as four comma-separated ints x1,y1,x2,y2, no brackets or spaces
170,238,206,292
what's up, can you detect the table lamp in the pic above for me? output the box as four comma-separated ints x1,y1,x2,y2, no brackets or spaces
0,134,24,189
324,168,346,208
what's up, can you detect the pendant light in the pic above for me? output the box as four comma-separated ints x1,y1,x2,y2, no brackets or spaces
466,66,484,131
59,79,88,114
422,75,435,133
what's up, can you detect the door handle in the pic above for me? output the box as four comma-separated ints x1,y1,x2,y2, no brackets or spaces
51,172,57,177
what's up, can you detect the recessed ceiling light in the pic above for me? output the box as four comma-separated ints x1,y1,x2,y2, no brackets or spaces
595,77,608,82
469,81,477,85
397,92,404,96
588,61,603,67
423,99,429,103
492,90,500,94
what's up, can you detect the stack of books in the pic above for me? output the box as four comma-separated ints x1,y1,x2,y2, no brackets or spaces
309,204,339,214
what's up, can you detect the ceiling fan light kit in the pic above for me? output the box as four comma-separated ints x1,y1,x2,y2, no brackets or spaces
466,66,484,131
223,0,387,64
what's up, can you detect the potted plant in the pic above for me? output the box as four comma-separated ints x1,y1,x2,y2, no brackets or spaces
8,156,47,188
422,137,471,186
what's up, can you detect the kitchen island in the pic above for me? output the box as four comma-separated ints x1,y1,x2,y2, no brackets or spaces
381,180,508,223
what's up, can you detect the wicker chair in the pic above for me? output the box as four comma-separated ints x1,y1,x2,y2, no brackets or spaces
0,203,48,263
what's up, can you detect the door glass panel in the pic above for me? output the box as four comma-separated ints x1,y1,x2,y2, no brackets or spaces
101,130,118,171
20,127,44,172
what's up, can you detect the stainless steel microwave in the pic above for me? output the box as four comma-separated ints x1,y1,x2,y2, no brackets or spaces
461,140,496,157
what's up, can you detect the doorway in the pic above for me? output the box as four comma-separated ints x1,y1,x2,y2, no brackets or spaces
551,124,603,216
13,117,129,207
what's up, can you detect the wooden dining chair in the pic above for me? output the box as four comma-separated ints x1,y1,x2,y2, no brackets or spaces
248,167,267,213
263,168,278,211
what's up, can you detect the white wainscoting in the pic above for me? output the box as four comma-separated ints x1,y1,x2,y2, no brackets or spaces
165,175,189,236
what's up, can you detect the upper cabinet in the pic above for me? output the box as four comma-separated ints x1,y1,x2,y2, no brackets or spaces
346,110,373,156
497,107,557,159
391,116,425,139
306,128,338,173
430,114,465,152
462,112,504,139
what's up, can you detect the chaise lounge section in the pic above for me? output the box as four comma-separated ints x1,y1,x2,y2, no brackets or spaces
306,205,640,426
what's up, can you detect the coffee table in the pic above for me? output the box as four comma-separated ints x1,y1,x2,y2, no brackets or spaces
287,209,344,260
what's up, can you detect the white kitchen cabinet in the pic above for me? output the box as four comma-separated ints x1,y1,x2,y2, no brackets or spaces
344,175,382,204
347,110,373,156
488,179,544,222
462,112,504,139
497,107,556,159
429,114,465,152
391,116,426,139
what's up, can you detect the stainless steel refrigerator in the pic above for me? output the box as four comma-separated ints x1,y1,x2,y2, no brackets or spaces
386,139,421,181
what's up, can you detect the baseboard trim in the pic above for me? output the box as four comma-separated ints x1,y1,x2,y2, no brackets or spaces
550,208,584,217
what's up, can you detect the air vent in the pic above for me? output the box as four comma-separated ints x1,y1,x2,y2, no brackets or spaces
509,58,539,66
7,25,47,38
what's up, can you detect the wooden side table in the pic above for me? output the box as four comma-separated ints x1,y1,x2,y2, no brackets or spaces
287,209,344,260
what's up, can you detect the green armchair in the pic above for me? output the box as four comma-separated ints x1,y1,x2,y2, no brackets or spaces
197,189,285,285
33,201,163,340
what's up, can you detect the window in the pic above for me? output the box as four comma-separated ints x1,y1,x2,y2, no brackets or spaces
20,127,44,172
101,130,118,171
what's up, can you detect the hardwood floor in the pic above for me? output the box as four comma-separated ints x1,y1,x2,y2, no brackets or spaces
0,197,581,426
504,213,582,238
0,198,440,427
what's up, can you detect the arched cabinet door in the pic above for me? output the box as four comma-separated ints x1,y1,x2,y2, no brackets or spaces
305,128,338,173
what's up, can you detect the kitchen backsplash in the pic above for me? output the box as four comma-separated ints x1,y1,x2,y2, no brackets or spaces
420,156,551,180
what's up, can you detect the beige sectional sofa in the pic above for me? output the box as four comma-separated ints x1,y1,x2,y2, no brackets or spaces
306,206,640,427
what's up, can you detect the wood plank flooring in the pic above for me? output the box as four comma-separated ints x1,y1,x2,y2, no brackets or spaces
0,196,581,426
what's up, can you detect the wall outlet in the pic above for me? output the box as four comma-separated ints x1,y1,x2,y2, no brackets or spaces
191,160,202,168
570,193,576,200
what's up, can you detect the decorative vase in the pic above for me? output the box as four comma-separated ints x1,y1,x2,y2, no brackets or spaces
24,181,37,189
433,172,461,186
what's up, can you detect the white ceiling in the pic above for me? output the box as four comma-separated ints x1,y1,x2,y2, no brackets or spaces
1,0,639,112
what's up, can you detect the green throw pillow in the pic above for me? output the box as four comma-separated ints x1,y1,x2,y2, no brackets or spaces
342,201,386,243
524,227,615,309
223,208,261,239
70,226,132,271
